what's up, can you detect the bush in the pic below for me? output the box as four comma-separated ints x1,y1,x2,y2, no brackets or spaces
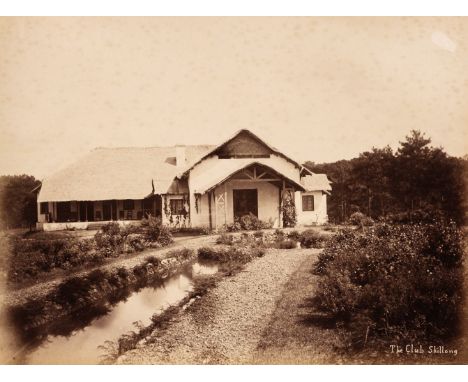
171,226,210,235
216,233,234,245
8,236,102,282
94,222,125,256
144,255,160,266
226,214,273,231
140,216,173,246
348,212,374,227
287,230,301,241
225,221,242,232
165,247,194,260
276,239,297,249
383,207,446,225
126,234,145,252
313,222,464,349
198,245,264,264
273,229,285,240
299,229,327,248
54,276,95,307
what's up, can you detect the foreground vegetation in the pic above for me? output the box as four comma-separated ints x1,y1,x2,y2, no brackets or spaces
8,246,197,348
6,217,174,285
102,233,274,362
312,220,465,354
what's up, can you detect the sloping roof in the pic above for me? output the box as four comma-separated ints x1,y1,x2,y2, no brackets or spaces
191,159,305,194
179,129,310,177
38,145,215,202
301,174,332,192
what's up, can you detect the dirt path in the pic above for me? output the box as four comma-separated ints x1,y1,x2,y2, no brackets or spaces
0,235,217,307
117,247,323,364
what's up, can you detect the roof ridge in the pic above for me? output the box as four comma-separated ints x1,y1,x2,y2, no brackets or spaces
93,144,216,151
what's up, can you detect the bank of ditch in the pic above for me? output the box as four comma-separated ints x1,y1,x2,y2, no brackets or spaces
116,247,320,364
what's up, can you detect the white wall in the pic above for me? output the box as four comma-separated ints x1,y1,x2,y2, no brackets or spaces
189,178,281,229
295,191,328,225
187,153,300,228
189,192,211,228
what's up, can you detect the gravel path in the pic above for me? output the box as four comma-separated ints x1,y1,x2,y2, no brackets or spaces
117,247,319,364
0,235,217,307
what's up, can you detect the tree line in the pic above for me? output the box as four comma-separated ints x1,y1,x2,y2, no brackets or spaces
305,130,467,225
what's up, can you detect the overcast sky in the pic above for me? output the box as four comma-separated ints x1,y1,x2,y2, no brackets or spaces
0,17,466,178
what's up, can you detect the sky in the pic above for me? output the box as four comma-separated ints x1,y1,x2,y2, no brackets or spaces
0,17,467,179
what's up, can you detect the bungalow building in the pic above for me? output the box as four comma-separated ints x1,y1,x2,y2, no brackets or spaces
36,130,331,231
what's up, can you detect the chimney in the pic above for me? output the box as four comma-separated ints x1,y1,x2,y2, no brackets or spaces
175,145,186,168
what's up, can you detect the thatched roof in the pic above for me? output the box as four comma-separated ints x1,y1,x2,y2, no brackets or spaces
301,174,332,192
38,145,214,202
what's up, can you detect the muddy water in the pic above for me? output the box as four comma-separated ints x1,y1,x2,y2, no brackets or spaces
17,262,218,364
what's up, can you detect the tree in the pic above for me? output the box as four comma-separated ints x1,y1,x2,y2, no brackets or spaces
304,130,466,225
351,146,395,218
0,175,41,229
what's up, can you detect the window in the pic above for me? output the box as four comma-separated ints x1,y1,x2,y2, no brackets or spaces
123,199,135,210
170,199,184,215
302,195,314,211
40,202,49,214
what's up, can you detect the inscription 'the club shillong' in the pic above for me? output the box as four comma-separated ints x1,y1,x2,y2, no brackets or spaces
390,344,458,356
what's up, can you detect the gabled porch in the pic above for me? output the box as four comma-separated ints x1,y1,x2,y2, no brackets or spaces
190,162,305,229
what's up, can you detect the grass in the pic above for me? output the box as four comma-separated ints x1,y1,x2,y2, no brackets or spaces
253,253,344,364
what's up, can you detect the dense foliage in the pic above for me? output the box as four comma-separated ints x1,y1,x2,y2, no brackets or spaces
305,130,467,225
225,213,274,231
299,229,329,249
313,221,464,349
0,175,40,229
7,220,173,284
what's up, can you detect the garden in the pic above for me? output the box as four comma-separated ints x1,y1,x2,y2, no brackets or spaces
310,218,465,359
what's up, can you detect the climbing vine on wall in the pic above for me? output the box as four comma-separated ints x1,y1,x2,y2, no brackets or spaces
194,193,201,213
281,190,297,227
163,195,170,218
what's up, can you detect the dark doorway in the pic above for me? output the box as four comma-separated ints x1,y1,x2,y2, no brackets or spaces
102,200,117,221
233,189,258,219
79,202,86,222
87,202,95,221
56,202,71,222
79,202,95,221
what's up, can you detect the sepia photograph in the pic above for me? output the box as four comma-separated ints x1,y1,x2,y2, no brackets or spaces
0,14,466,368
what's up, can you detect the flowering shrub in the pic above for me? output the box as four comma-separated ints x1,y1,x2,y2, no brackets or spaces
313,221,464,349
348,212,374,228
94,222,125,256
299,229,328,248
140,216,173,246
225,214,274,231
276,239,297,249
198,245,265,263
216,233,234,245
8,219,174,284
